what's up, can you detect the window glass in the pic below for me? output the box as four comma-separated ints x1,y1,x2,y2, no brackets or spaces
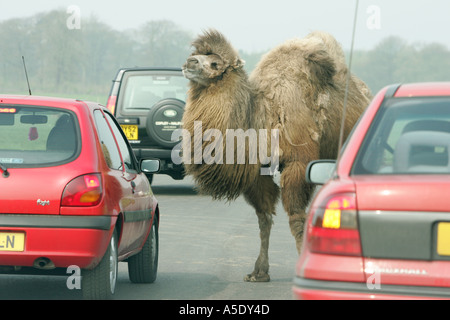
121,73,188,111
94,110,122,170
352,97,450,175
104,112,136,172
0,106,78,167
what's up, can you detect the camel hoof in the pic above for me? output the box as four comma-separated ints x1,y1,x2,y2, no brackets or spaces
244,273,270,282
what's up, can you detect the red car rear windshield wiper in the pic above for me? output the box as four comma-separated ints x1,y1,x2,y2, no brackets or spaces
0,163,10,178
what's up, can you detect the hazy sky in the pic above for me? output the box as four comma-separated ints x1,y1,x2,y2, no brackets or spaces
1,0,450,52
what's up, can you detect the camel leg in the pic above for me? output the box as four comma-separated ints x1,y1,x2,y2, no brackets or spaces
281,161,314,254
243,174,280,282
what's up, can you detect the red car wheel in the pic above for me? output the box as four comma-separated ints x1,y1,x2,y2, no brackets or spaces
82,229,118,300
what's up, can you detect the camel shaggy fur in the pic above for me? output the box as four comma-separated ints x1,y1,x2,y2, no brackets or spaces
181,29,371,282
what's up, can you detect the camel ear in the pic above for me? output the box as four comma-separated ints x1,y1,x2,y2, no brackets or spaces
306,50,336,87
233,58,245,69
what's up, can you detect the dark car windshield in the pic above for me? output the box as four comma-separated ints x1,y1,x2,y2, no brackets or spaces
352,97,450,175
0,106,79,167
120,72,188,111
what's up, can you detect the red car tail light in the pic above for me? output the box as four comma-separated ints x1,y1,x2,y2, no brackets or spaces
307,193,362,256
106,95,116,114
61,174,103,207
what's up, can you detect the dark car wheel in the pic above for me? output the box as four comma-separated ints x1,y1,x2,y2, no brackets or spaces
128,215,159,283
146,98,185,148
82,229,118,300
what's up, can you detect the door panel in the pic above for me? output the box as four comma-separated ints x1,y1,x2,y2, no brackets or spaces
99,110,154,256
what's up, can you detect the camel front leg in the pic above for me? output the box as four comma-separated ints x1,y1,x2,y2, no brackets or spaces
244,211,273,282
243,175,280,282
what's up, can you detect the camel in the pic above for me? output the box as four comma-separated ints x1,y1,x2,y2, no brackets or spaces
180,29,371,282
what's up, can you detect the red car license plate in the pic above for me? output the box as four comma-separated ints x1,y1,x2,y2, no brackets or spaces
0,232,25,252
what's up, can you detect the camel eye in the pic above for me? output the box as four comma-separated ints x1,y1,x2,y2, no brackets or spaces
211,62,218,70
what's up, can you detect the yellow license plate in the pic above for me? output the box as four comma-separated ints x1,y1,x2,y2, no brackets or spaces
121,125,138,140
0,232,25,252
437,222,450,256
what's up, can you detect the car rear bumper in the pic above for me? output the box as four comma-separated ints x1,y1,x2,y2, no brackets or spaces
293,277,450,300
0,214,115,270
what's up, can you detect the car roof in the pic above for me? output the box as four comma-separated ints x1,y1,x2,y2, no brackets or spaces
117,67,182,72
111,67,183,83
394,82,450,98
0,94,105,112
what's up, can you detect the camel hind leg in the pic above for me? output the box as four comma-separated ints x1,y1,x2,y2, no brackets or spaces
281,161,315,254
243,174,280,282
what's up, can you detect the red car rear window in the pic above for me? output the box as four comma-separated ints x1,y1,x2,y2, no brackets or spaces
352,97,450,175
0,106,79,167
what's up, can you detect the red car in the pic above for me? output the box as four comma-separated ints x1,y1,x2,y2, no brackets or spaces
0,95,160,299
293,82,450,300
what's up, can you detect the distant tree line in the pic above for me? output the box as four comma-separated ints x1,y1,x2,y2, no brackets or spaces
0,10,193,102
352,37,450,94
0,9,449,103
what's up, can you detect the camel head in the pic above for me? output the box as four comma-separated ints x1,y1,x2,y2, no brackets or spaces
182,29,245,86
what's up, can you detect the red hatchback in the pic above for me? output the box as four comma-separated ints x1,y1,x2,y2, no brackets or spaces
0,95,160,299
293,82,450,300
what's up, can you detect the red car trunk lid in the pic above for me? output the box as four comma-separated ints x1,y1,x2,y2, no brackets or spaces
354,175,450,212
354,175,450,287
0,168,71,215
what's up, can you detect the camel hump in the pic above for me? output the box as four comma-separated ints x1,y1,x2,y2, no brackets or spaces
304,47,336,88
250,35,337,92
306,31,347,70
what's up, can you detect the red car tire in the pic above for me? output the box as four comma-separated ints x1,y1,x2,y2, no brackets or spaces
128,215,159,283
82,229,118,300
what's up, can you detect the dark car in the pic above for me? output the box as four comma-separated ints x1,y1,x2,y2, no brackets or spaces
293,82,450,300
0,95,160,299
106,67,189,183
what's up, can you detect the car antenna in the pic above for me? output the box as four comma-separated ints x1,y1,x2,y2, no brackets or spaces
22,56,32,95
336,0,359,165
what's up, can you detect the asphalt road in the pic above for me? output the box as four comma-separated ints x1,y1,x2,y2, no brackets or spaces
0,174,299,300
